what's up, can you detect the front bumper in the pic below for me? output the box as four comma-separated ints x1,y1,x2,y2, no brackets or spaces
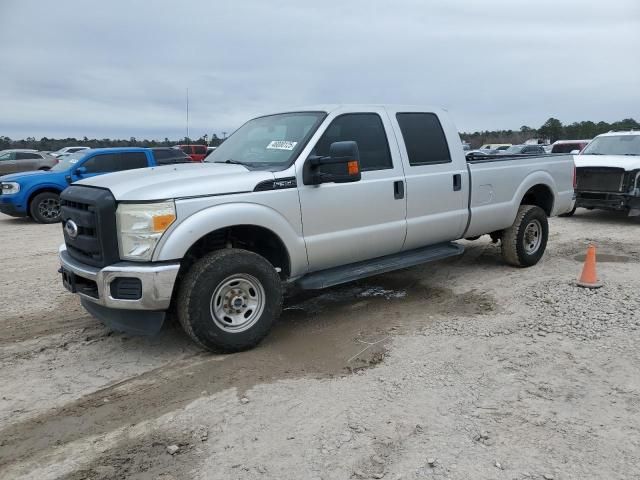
0,200,27,218
58,244,180,311
575,191,640,212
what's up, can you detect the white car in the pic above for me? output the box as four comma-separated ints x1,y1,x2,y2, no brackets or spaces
571,131,640,216
51,146,90,158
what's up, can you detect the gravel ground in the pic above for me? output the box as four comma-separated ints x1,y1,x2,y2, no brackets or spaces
0,209,639,480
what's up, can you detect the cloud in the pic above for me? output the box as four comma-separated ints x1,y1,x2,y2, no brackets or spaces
0,0,638,139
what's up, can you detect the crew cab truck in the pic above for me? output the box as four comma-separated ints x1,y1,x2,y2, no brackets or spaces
1,148,167,223
567,131,640,217
57,105,575,352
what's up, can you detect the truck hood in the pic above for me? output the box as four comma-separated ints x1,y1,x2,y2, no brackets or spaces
76,163,276,201
574,155,640,171
0,170,59,183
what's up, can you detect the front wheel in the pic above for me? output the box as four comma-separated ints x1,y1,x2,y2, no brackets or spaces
29,191,61,223
177,248,283,352
501,205,548,267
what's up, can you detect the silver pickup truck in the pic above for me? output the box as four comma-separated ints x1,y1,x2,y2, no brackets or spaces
58,105,574,351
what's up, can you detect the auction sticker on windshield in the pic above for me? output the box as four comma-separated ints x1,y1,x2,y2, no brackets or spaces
266,140,298,150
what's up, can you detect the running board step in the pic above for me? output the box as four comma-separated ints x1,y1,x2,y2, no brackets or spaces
296,242,464,290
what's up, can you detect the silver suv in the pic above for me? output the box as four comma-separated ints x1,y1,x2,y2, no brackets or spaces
0,150,58,174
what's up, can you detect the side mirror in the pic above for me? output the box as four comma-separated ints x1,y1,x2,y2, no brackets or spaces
76,166,88,176
570,150,580,155
303,141,362,185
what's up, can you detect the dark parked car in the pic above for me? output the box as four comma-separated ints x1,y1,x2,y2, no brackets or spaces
151,148,193,165
550,140,590,154
500,144,547,155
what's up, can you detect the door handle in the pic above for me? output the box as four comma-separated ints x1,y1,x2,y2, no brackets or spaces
453,174,462,191
394,180,404,199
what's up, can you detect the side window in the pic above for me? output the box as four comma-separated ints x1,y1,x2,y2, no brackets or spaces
313,113,392,171
117,152,149,170
0,152,15,161
81,154,120,173
396,113,452,166
194,146,207,154
16,152,41,160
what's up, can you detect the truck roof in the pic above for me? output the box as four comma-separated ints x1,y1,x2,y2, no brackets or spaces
83,147,152,154
597,130,639,137
258,104,448,115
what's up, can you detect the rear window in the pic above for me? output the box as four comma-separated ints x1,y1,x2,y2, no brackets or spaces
396,113,451,166
552,143,581,153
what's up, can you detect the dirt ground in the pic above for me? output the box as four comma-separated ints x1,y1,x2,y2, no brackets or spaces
0,210,639,480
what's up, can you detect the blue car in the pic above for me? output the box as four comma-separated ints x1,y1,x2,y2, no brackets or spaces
0,148,160,223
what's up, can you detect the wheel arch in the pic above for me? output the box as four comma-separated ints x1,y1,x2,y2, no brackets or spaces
520,183,554,216
26,186,63,213
153,203,308,279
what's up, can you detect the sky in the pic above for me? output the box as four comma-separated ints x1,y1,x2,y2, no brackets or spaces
0,0,639,140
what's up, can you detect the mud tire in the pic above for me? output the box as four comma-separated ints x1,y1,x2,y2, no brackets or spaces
177,248,282,352
501,205,548,267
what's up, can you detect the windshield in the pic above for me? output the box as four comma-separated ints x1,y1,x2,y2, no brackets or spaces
206,112,326,170
582,135,640,156
504,145,524,154
50,151,90,171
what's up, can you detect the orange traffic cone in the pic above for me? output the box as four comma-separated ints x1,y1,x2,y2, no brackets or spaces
577,244,602,288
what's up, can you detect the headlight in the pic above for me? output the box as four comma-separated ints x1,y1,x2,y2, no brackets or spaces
1,182,20,195
116,201,176,261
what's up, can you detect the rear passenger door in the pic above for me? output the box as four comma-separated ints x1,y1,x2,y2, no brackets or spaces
297,108,407,271
387,108,469,250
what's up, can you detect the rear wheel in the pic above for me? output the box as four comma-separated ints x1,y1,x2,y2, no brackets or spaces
501,205,548,267
177,248,283,352
29,191,61,223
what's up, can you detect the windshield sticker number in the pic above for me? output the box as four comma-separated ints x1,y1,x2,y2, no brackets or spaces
266,140,297,151
69,159,79,164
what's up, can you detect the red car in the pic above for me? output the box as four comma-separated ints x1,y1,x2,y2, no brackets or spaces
177,144,208,162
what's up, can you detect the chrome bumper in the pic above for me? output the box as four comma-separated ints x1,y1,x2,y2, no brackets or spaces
58,245,180,310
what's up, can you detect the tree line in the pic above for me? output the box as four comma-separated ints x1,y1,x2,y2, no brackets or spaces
461,118,639,148
2,117,638,151
0,134,225,152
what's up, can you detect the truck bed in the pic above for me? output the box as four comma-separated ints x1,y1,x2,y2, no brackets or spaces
463,154,575,238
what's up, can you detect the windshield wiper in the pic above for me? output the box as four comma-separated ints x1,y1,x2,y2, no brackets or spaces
623,153,639,156
222,159,246,165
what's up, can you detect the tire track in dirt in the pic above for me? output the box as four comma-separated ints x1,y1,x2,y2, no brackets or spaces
0,276,496,471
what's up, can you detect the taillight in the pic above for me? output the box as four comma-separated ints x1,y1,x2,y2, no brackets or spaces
572,164,577,189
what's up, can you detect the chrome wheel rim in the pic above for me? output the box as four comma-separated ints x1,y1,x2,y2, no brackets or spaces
210,274,265,333
38,198,60,220
523,219,542,254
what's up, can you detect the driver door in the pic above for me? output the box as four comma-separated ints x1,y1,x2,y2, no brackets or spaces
296,108,407,271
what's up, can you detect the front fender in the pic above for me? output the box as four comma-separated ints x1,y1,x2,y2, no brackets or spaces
153,202,309,277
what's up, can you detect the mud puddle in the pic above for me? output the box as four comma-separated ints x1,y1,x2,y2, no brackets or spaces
554,240,640,263
573,253,634,263
0,271,496,469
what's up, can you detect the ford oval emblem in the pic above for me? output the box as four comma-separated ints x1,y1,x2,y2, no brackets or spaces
65,220,79,239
